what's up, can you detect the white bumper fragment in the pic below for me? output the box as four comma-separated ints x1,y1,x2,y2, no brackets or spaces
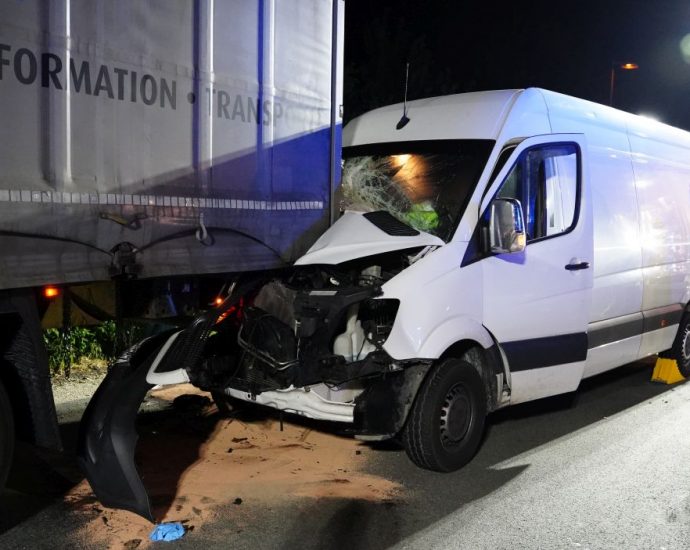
226,385,356,423
146,331,190,385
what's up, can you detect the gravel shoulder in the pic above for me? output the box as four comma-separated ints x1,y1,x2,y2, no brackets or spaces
51,373,107,424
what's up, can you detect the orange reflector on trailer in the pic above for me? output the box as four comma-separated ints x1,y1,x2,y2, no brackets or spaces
43,286,60,299
214,297,224,306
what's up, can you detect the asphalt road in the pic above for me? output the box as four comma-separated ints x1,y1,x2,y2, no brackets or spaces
1,359,689,549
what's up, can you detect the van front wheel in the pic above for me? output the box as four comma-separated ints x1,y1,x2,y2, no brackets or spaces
0,379,14,489
402,358,487,472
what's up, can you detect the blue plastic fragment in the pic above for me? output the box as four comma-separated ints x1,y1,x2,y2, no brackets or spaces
149,522,186,542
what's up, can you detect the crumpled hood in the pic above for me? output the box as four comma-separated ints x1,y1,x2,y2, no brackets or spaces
295,211,443,265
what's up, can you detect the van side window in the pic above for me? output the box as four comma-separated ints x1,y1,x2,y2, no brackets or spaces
496,144,578,242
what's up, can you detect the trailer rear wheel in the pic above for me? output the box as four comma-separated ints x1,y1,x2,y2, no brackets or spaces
0,378,14,489
665,314,690,377
402,358,486,472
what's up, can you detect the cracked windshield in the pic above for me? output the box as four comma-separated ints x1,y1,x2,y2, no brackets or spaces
341,141,494,241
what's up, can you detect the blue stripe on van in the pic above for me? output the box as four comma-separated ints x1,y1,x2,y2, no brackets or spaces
587,304,683,349
501,333,588,372
502,304,684,372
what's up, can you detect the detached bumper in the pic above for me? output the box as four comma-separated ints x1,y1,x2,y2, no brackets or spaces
76,335,168,522
77,281,262,521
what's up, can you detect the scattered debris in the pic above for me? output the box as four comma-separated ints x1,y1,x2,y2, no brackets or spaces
233,498,243,505
231,437,248,443
149,522,186,542
124,539,142,549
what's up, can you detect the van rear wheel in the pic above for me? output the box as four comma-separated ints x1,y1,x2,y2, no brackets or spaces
664,314,690,377
402,358,486,472
0,379,14,489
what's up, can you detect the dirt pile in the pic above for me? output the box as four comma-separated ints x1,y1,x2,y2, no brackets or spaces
65,384,401,549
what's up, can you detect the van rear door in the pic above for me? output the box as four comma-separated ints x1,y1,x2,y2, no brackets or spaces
478,134,592,404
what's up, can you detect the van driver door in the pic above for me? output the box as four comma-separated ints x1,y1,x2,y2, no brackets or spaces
478,134,593,404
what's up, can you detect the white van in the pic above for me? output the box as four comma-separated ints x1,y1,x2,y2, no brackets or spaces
81,89,690,517
199,88,690,465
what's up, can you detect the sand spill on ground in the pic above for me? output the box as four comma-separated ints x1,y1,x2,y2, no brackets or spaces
64,384,401,549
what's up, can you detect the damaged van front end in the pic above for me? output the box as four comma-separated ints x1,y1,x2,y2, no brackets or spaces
79,135,501,520
78,211,443,521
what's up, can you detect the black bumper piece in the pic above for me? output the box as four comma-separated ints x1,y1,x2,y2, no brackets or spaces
77,280,262,521
353,361,432,439
76,336,163,522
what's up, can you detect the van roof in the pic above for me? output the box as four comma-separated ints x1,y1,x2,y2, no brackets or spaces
343,89,524,146
344,88,690,149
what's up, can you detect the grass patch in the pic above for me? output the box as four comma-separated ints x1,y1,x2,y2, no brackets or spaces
44,320,148,378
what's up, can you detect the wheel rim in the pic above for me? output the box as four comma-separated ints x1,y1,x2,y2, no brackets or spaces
439,382,473,448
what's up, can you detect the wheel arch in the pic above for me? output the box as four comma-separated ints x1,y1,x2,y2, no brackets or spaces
404,316,504,414
439,339,504,413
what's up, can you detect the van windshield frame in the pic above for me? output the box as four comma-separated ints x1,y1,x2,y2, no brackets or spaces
342,140,495,242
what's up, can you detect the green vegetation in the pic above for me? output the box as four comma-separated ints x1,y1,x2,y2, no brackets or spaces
44,320,148,377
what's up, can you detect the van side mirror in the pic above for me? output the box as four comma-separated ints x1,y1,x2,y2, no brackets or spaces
488,198,526,254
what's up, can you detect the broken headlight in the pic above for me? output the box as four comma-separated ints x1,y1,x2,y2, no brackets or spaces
360,298,400,347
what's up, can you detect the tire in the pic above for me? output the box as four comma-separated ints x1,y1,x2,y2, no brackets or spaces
664,314,690,377
402,358,487,472
0,379,14,489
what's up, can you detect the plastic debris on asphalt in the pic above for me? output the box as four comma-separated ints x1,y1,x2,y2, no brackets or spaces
149,522,186,542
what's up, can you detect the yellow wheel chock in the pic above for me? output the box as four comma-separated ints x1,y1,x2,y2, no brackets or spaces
651,357,686,385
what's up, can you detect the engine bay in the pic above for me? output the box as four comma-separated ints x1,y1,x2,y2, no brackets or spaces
187,248,435,406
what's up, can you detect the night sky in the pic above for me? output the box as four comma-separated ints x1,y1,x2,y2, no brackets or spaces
344,0,690,130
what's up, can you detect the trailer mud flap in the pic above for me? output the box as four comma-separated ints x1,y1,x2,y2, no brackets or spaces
77,336,165,522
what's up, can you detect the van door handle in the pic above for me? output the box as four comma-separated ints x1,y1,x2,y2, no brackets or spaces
565,261,590,271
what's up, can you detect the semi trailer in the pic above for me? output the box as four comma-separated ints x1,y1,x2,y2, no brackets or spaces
0,0,344,491
79,87,690,520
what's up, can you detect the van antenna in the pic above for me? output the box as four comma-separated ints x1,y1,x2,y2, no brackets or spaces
396,62,411,130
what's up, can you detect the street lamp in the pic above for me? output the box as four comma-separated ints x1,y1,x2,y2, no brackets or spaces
609,62,639,106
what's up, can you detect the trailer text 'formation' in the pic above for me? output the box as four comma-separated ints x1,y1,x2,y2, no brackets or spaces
0,42,284,124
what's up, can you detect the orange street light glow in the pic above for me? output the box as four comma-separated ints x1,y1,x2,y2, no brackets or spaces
214,296,224,306
620,63,639,70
